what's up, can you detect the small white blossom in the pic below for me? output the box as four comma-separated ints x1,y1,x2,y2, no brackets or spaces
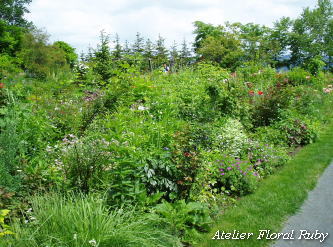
88,239,97,246
138,105,148,111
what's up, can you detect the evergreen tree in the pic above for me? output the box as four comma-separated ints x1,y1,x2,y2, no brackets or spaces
93,31,113,82
132,32,144,54
112,33,122,60
180,39,192,67
169,41,179,70
123,40,131,56
143,38,154,71
154,34,168,66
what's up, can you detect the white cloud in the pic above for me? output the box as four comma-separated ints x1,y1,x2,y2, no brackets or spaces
25,0,317,53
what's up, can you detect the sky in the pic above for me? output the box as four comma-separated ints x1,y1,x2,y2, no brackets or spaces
25,0,317,54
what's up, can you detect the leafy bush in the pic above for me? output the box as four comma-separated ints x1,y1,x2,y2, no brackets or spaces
0,54,22,80
252,126,288,147
251,84,293,127
304,56,325,75
154,200,212,243
0,209,14,238
274,115,317,147
191,152,259,200
284,67,313,86
57,135,112,193
212,118,249,157
211,155,259,196
141,150,179,199
245,141,289,177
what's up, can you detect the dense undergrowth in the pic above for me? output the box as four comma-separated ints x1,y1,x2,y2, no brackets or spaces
0,60,333,246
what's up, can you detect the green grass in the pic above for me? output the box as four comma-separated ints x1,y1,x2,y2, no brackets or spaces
1,193,182,247
196,100,333,247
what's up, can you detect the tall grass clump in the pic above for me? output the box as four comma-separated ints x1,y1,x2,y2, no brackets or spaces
0,90,22,191
1,193,181,247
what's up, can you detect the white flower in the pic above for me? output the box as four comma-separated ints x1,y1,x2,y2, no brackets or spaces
73,233,77,240
88,239,97,246
138,105,148,111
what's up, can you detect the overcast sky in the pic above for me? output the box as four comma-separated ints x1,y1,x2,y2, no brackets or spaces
25,0,317,54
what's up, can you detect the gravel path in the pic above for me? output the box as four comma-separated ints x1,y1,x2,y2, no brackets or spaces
272,161,333,247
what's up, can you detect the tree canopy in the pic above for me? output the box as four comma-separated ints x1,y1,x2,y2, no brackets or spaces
0,0,32,27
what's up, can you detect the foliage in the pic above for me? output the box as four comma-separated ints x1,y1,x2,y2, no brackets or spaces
289,0,333,67
197,32,243,70
0,91,22,191
54,41,78,69
2,1,333,243
304,55,326,75
0,0,32,27
18,28,70,79
0,209,14,238
208,155,258,196
154,200,212,243
92,31,113,83
274,113,317,147
56,135,113,193
0,54,22,79
212,118,249,157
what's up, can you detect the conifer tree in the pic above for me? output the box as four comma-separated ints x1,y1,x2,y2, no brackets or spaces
112,33,122,60
132,32,145,54
154,34,168,66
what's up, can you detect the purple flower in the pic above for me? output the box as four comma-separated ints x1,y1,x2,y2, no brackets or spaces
221,173,225,175
227,167,232,170
219,168,224,171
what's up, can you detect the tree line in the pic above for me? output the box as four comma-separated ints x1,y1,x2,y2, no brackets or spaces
0,0,77,79
1,0,332,81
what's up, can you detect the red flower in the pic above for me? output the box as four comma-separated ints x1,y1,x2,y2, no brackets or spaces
248,90,254,96
0,83,4,89
258,91,264,95
183,152,191,157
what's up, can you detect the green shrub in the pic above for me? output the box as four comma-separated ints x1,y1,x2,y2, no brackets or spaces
57,135,112,193
212,118,249,157
0,209,14,238
0,54,22,79
252,126,288,147
304,55,325,75
251,84,293,127
284,67,313,86
245,141,289,177
211,155,259,196
154,200,212,244
274,112,317,147
191,153,259,199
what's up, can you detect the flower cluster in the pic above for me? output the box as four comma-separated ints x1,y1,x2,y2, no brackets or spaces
218,157,259,178
249,90,264,96
323,85,333,94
